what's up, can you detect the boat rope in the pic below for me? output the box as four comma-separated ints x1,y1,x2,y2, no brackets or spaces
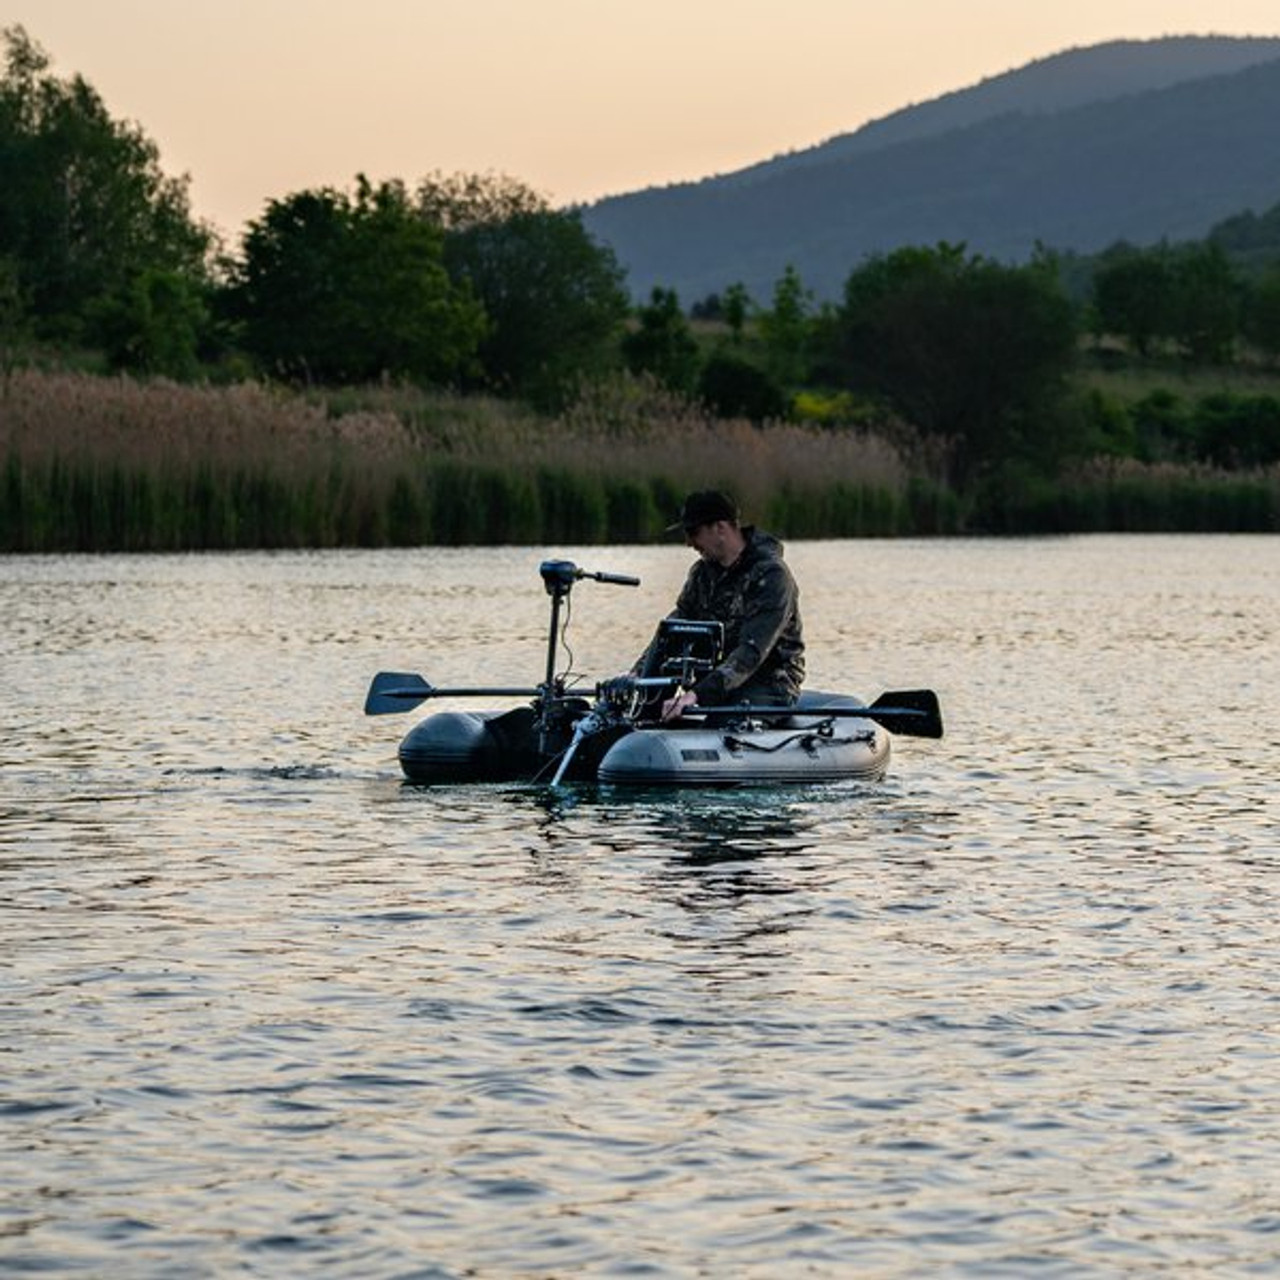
719,715,878,754
722,730,867,754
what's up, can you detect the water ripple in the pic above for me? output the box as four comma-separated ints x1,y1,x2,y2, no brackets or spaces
3,539,1280,1275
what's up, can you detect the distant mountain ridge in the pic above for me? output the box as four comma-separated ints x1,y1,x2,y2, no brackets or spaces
580,36,1280,301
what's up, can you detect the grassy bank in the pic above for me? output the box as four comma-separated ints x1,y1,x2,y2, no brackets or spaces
1,371,921,550
973,459,1280,533
3,370,1278,550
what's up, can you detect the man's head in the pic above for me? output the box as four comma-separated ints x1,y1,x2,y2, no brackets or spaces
668,490,745,566
668,490,738,533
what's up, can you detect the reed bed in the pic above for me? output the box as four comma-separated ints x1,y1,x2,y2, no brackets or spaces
1,371,917,550
974,457,1280,533
10,370,1269,548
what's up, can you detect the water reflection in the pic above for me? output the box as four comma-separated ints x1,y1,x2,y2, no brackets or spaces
526,789,827,989
515,784,815,869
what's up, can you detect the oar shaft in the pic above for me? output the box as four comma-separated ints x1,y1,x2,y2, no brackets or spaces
410,686,541,698
691,690,943,739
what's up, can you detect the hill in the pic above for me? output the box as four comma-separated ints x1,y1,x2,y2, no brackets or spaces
580,36,1280,302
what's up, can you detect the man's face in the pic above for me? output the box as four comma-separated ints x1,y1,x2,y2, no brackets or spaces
685,519,733,564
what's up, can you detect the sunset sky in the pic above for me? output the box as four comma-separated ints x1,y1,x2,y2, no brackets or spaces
5,0,1279,238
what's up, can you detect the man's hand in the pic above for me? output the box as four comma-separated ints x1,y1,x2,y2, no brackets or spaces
660,689,699,722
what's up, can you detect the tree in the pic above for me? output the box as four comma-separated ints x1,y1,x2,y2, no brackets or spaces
722,282,751,344
1168,242,1239,365
1244,263,1280,364
231,177,485,384
415,169,547,231
834,243,1079,483
690,292,723,322
689,283,751,338
95,267,207,378
698,351,786,423
1193,392,1280,468
1090,244,1174,356
419,172,630,406
758,265,811,385
622,287,701,396
0,26,210,345
1129,388,1194,462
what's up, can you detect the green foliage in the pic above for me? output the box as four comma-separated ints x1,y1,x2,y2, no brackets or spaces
439,203,630,408
1091,244,1173,356
971,459,1280,534
833,243,1080,483
689,293,723,321
1208,200,1280,275
10,29,1280,532
415,169,549,230
790,389,879,428
536,467,609,542
94,268,208,378
758,265,813,386
1168,242,1239,364
0,26,210,348
1088,240,1243,364
12,363,1280,548
722,283,751,343
428,460,542,544
603,477,660,542
232,177,486,384
904,477,964,535
1079,384,1280,469
1243,263,1280,363
414,173,628,407
1077,387,1138,458
622,287,701,396
763,483,907,538
697,351,786,423
1193,392,1280,468
691,284,753,339
1128,388,1195,461
387,470,431,546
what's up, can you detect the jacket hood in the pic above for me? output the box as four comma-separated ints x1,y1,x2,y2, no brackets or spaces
742,526,785,561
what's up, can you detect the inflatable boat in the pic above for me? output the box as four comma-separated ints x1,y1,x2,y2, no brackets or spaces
365,559,942,788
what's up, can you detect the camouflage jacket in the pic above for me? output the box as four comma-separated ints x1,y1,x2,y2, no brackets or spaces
671,527,805,704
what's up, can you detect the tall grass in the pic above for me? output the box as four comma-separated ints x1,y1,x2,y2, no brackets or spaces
973,458,1280,533
1,371,918,550
10,369,1270,549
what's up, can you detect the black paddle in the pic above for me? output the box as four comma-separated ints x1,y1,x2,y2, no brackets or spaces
364,672,540,716
690,689,943,739
366,673,942,739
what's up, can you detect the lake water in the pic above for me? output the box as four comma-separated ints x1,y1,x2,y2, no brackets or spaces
3,536,1279,1277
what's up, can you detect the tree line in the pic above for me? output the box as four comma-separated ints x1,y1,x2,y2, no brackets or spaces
5,24,1280,507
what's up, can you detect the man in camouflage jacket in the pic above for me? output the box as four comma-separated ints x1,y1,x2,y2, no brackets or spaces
645,490,805,721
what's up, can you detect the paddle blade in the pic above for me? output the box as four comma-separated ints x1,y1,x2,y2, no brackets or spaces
868,689,944,738
364,671,433,716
